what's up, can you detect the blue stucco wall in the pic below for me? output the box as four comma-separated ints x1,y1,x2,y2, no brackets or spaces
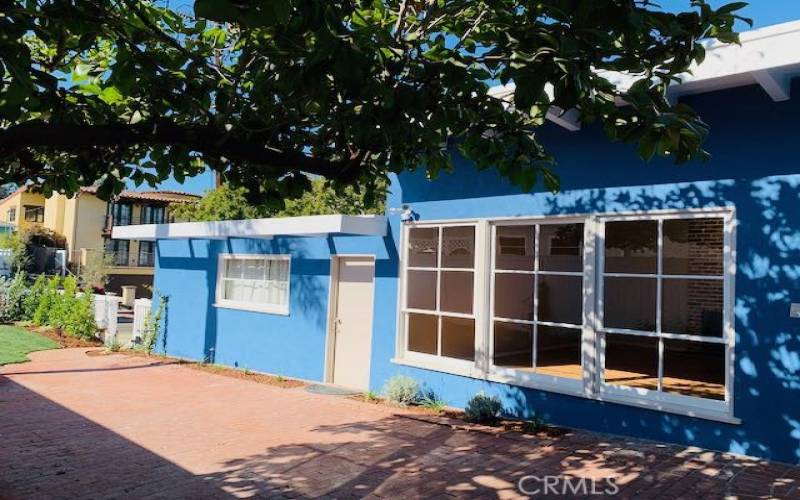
154,234,395,382
370,81,800,464
155,80,799,464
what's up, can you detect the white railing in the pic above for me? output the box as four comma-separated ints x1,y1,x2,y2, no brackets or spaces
131,298,152,346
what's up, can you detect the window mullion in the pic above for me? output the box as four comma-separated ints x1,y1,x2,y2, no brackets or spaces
436,226,443,355
656,219,664,393
532,224,540,370
582,217,598,397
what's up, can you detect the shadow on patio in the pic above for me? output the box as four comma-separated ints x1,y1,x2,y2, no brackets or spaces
1,371,798,499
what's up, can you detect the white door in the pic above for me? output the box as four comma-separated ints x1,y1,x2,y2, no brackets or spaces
331,256,375,390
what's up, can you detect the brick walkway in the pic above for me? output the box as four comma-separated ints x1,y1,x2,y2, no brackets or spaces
1,349,798,499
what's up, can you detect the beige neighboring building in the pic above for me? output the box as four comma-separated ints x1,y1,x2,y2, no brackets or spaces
0,186,199,297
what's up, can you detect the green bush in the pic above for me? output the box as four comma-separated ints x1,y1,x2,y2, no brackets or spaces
32,276,60,326
64,290,96,340
49,276,78,330
420,390,447,412
23,274,47,320
382,375,419,406
0,272,29,322
464,392,503,425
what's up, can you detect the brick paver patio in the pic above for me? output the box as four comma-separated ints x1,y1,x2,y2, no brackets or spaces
1,348,798,499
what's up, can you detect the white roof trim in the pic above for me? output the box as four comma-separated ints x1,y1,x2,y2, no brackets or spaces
111,214,387,241
491,20,800,130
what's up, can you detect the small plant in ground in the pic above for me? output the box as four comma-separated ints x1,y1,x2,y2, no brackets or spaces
419,390,447,413
362,390,381,403
32,276,60,326
51,276,78,330
465,392,503,425
275,375,285,382
23,274,46,320
243,367,251,375
0,272,28,322
382,375,419,406
522,414,546,433
141,293,167,354
106,338,122,353
64,289,97,340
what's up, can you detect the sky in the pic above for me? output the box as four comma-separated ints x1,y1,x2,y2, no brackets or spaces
144,0,800,195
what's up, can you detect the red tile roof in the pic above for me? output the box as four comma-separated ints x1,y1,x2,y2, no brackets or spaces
79,187,200,204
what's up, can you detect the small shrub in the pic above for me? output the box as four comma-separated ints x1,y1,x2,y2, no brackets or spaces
0,272,28,321
50,276,78,330
419,390,447,413
141,293,167,354
382,375,419,406
106,338,122,353
33,276,60,326
522,414,546,433
64,290,97,340
464,392,503,425
362,390,381,403
275,375,285,382
23,274,47,320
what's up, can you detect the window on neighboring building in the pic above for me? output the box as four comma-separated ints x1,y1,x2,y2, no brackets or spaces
403,225,476,362
105,238,130,266
141,205,166,225
23,205,44,223
397,211,734,421
7,207,16,223
138,241,156,267
108,202,133,225
215,255,290,314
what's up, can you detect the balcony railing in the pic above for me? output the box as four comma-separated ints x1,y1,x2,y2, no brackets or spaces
103,215,166,233
72,249,155,269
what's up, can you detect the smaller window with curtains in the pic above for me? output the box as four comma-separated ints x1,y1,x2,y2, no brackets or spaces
215,255,291,314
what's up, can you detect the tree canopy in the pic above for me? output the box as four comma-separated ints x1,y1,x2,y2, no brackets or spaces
171,180,385,221
0,1,749,202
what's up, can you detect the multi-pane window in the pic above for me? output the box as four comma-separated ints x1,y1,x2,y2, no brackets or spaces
138,241,156,267
105,238,130,266
600,217,727,401
491,223,584,381
398,210,733,419
24,205,44,223
216,255,291,314
404,225,476,362
141,205,166,224
109,203,133,226
7,207,15,223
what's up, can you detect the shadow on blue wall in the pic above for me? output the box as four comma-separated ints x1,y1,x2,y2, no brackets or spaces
385,81,800,464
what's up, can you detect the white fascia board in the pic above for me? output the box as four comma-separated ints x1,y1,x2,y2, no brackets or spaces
111,214,387,241
490,20,800,125
487,83,581,131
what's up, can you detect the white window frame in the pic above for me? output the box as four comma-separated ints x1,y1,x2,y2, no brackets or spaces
214,253,291,315
595,210,736,420
393,207,738,423
488,217,588,397
399,222,485,376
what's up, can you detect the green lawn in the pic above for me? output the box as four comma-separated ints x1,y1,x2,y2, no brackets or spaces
0,325,60,365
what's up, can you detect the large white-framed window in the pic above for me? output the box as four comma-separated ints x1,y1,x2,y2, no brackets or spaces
215,254,291,315
401,223,481,374
597,212,733,416
490,219,587,395
395,208,737,422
